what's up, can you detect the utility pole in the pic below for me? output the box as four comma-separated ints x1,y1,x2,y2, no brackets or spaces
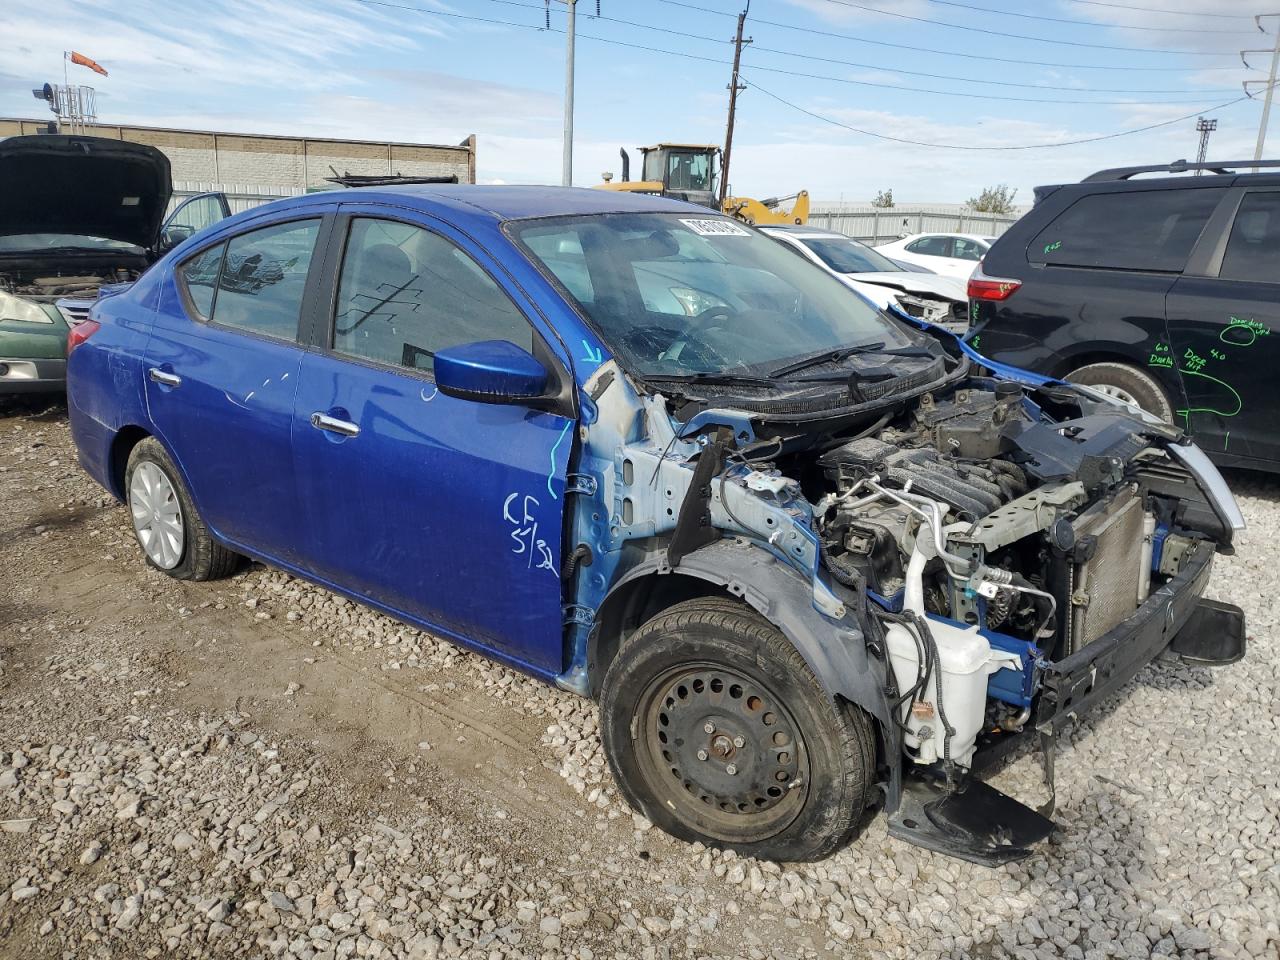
562,0,577,186
1195,117,1217,174
1242,14,1280,164
719,2,751,207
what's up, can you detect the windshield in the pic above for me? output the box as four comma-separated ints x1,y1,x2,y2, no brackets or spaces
799,236,901,274
0,234,142,254
511,213,906,378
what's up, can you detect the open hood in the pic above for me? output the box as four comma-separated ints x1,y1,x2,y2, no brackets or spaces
0,135,172,250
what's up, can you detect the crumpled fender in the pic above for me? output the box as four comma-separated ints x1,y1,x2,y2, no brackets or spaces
594,537,902,806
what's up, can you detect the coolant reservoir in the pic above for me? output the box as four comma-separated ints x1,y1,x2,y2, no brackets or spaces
884,617,1020,768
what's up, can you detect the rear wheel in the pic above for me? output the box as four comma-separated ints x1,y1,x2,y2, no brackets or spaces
600,597,876,862
1066,361,1174,422
125,437,240,581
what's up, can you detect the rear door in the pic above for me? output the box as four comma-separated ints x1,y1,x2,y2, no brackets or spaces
1166,187,1280,466
289,206,575,674
145,214,329,563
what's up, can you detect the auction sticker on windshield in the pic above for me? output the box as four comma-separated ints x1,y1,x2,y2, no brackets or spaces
680,218,751,237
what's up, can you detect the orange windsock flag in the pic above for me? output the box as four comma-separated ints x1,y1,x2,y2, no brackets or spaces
69,51,108,77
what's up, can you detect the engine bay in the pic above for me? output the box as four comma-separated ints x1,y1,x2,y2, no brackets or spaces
1,265,140,301
767,378,1224,771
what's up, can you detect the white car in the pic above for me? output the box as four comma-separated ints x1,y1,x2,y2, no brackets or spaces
762,226,969,333
873,233,993,279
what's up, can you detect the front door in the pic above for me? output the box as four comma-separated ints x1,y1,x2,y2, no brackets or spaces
145,215,326,562
290,210,575,674
1166,188,1280,466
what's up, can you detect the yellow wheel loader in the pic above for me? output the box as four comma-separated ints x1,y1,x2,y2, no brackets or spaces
596,143,808,226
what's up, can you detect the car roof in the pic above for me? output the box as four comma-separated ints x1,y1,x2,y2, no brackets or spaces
235,184,709,228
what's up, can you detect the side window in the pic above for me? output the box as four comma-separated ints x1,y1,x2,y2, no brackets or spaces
208,219,320,341
907,236,949,257
1220,191,1280,282
176,243,225,320
953,238,985,261
333,218,533,374
1032,188,1225,272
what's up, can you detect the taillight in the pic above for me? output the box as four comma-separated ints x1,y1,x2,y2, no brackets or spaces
66,319,101,355
967,264,1021,301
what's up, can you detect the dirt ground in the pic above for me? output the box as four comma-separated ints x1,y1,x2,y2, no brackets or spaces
1,395,1277,960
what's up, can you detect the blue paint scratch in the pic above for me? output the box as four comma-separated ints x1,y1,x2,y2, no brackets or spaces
548,420,572,500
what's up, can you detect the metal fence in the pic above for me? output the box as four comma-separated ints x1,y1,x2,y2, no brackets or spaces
806,206,1022,246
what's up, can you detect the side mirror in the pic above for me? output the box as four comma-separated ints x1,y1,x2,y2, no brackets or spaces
160,225,193,252
434,340,550,405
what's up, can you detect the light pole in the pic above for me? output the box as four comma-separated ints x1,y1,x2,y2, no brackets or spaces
562,0,577,187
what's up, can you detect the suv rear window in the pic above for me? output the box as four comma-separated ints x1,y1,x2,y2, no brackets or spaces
1031,188,1224,273
1220,191,1280,282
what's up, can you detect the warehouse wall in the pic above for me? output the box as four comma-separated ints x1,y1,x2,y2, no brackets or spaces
0,118,476,188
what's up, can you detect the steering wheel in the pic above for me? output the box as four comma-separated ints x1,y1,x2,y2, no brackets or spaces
660,306,737,366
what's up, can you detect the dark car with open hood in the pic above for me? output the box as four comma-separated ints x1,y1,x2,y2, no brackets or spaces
0,134,228,393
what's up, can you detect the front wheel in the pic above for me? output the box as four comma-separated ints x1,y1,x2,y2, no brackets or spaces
1066,361,1174,423
600,597,877,862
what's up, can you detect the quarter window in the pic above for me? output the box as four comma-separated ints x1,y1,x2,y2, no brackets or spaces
1220,191,1280,282
1032,188,1225,272
332,218,532,374
177,244,224,320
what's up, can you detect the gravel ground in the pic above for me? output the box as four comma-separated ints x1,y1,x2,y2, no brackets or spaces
1,396,1277,959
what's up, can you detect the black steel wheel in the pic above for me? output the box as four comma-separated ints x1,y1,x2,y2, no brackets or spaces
636,662,809,843
601,596,877,861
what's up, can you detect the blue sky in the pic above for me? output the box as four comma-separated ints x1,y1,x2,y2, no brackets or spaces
1,0,1275,203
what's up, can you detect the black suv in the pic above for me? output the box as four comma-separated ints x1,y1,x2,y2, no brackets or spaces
968,159,1279,471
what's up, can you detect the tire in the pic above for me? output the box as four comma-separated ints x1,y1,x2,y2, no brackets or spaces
1066,361,1174,422
124,437,240,581
600,596,877,862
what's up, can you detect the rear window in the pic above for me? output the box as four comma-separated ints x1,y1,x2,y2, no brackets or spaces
1220,191,1280,282
1031,188,1224,272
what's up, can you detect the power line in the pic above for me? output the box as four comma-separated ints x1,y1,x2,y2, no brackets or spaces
911,0,1249,34
350,0,1243,106
652,0,1254,72
742,75,1260,151
816,0,1241,53
566,4,1243,94
748,43,1241,95
1064,0,1264,19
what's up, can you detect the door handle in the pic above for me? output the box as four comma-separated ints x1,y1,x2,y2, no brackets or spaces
310,412,360,438
148,368,182,387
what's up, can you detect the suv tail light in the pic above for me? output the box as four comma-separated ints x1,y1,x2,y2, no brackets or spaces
66,319,101,355
967,264,1022,301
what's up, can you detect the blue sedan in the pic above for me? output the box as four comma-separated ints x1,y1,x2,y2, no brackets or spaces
67,185,1245,864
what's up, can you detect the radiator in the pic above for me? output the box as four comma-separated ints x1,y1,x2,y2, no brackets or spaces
1070,486,1148,653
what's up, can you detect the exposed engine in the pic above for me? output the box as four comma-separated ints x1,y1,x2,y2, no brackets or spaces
806,380,1216,771
1,267,139,300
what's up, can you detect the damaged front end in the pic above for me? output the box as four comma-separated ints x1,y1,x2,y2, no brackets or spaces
562,324,1245,865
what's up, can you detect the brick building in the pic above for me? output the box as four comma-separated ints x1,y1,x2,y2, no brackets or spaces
0,117,477,210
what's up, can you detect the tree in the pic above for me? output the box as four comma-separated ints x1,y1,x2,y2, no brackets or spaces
871,188,894,208
967,184,1018,215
